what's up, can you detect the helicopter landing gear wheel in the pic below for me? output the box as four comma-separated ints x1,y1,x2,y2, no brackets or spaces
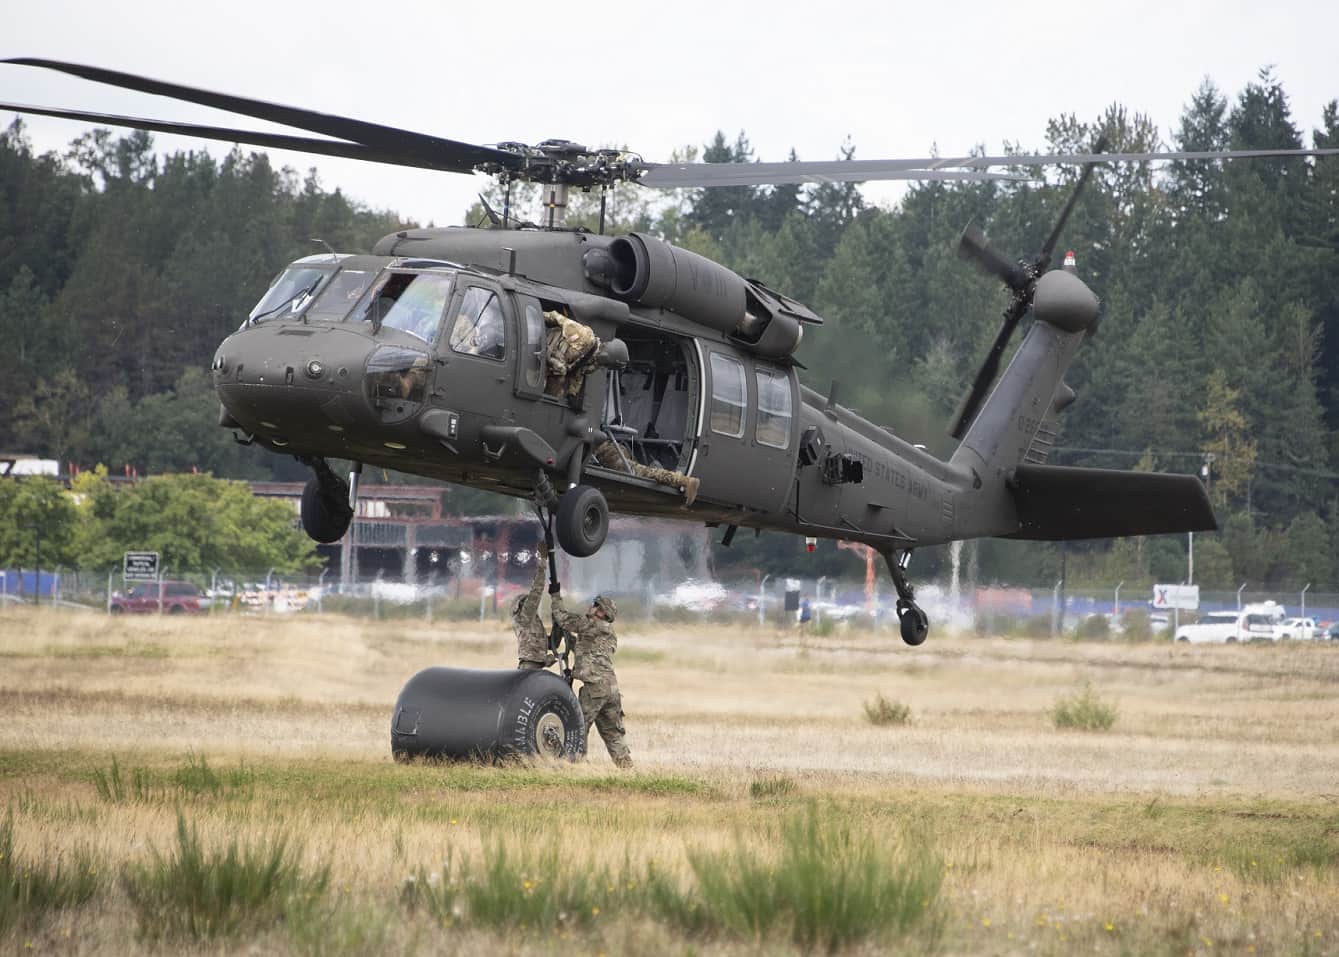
897,599,929,646
555,484,609,557
883,547,930,646
299,457,354,543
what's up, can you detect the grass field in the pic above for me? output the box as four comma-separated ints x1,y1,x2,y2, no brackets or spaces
1,606,1337,954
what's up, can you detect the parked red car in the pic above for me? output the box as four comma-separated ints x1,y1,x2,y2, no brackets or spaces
109,581,205,614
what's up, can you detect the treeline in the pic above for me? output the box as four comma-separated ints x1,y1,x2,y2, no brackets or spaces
2,69,1337,589
0,472,316,573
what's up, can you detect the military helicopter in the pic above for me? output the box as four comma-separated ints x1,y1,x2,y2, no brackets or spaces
6,58,1336,649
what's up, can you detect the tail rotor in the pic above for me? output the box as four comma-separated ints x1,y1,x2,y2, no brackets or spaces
948,137,1108,440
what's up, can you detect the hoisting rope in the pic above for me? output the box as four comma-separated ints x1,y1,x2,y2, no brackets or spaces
533,472,573,686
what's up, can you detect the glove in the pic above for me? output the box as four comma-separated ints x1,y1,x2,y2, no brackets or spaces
544,651,557,667
549,582,561,595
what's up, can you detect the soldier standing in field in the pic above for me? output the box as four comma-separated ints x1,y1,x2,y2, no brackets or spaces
513,540,553,670
549,584,632,768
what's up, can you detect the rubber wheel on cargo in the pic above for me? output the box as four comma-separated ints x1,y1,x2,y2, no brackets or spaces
391,667,586,763
300,476,353,543
555,484,609,557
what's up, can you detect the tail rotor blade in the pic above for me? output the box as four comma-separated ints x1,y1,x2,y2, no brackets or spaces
948,307,1024,439
1038,135,1108,266
958,222,1028,292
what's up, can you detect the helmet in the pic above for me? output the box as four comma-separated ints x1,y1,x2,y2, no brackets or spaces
592,595,617,621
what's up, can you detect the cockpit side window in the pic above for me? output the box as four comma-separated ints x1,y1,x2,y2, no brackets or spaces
305,269,376,322
248,266,330,323
448,287,507,361
352,272,454,343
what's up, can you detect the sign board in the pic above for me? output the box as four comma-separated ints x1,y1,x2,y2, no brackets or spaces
123,551,160,582
1152,584,1199,610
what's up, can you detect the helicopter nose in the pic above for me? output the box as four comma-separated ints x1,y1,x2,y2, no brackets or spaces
213,326,374,449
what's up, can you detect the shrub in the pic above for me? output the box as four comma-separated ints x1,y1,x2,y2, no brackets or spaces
647,807,942,952
749,775,796,800
123,812,327,940
1119,608,1154,642
1073,614,1111,640
0,815,101,935
863,694,911,727
1051,683,1118,731
403,844,617,930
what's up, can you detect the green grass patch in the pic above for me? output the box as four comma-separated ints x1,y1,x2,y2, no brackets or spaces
1212,827,1339,883
646,806,942,952
618,647,666,664
403,845,621,931
863,694,912,727
92,754,255,804
1051,683,1118,731
0,814,101,935
122,811,328,940
749,775,797,800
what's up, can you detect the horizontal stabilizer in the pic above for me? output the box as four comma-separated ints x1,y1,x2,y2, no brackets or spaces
1005,465,1216,541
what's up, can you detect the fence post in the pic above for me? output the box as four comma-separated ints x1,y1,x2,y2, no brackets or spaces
1114,581,1124,620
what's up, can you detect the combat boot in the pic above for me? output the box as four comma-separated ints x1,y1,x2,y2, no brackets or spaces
614,754,634,769
682,476,700,508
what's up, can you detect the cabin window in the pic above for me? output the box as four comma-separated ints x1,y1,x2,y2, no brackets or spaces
521,299,546,389
755,367,792,449
709,353,746,438
305,269,376,322
448,287,507,360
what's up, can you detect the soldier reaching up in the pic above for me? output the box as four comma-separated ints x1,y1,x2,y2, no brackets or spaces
514,540,553,670
549,584,632,768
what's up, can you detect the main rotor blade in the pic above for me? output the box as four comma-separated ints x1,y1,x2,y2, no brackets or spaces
4,57,522,175
638,162,1028,188
0,102,474,173
637,146,1339,189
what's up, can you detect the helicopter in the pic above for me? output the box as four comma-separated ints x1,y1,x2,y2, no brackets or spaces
6,58,1337,649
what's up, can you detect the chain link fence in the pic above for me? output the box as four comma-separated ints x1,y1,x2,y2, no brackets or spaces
4,561,1336,645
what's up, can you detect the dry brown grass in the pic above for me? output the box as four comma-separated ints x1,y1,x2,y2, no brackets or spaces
1,606,1338,954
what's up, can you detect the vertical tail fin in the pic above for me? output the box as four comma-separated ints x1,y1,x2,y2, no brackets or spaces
949,270,1098,481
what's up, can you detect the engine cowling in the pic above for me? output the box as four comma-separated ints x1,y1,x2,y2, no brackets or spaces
589,233,805,359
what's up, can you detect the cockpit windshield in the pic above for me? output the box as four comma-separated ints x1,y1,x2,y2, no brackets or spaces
248,266,331,323
304,269,377,322
352,271,454,343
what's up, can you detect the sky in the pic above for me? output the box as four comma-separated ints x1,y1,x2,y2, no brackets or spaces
3,0,1337,230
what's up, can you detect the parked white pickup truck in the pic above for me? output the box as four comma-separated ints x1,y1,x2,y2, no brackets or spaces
1273,617,1318,640
1174,602,1284,643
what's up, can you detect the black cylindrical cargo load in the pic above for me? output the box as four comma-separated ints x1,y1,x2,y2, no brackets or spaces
391,667,585,762
606,232,747,334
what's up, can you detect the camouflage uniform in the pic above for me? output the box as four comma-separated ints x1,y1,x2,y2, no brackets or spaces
544,311,599,399
551,593,631,768
514,546,552,670
593,440,699,507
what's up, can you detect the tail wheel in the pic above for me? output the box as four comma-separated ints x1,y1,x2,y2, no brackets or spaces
555,484,609,557
896,599,929,646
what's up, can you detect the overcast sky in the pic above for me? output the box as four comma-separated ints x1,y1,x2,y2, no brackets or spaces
3,0,1337,229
